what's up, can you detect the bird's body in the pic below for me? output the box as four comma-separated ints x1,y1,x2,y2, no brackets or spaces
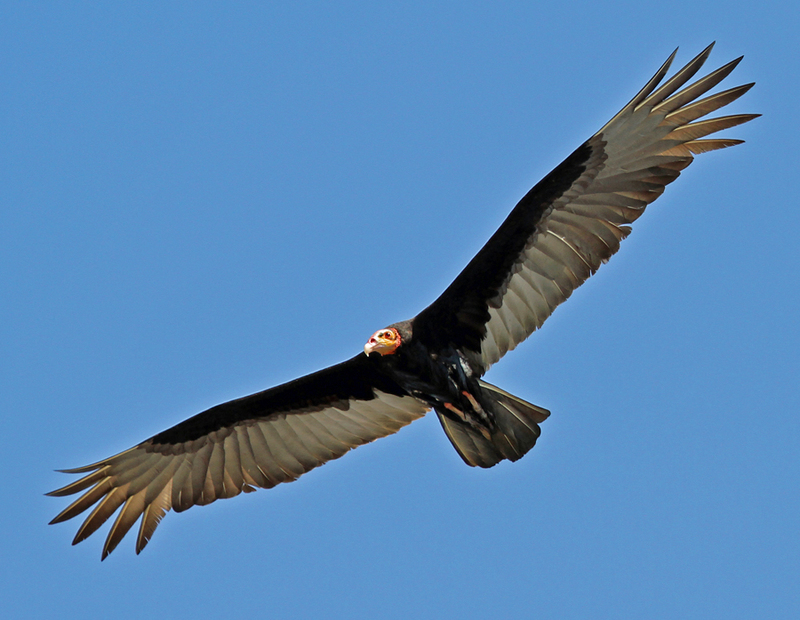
50,44,757,559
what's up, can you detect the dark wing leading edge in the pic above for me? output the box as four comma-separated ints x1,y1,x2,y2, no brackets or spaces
48,354,429,559
413,44,757,372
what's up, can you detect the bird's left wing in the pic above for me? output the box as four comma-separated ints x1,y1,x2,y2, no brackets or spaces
412,44,757,371
48,354,429,559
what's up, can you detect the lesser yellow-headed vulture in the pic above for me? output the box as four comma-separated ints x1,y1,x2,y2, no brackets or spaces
50,44,757,559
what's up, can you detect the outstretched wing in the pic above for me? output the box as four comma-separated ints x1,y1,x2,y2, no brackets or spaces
48,354,429,559
412,43,757,371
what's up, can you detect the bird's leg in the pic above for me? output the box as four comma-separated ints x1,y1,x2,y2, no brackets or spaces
461,391,484,414
444,402,467,421
462,391,492,439
444,400,492,440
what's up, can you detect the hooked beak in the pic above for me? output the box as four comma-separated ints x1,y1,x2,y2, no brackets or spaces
364,337,379,356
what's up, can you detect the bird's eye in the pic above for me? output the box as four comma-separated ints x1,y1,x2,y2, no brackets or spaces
382,331,392,339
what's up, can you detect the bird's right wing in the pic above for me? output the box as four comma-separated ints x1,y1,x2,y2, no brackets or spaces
48,354,429,559
413,43,757,371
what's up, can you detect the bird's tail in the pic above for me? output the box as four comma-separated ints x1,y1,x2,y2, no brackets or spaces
436,380,550,468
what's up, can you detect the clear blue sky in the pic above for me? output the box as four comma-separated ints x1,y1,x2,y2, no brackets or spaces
2,2,797,619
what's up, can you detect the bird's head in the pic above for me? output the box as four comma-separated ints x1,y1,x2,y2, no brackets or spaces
364,327,401,357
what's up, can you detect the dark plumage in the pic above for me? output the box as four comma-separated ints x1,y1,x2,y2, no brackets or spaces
49,43,757,559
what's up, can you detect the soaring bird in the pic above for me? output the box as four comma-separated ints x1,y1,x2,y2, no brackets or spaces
49,44,757,559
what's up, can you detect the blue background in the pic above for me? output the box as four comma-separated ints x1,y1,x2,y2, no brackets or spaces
3,2,797,618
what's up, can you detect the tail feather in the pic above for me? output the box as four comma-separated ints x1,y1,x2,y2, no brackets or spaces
437,381,550,468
